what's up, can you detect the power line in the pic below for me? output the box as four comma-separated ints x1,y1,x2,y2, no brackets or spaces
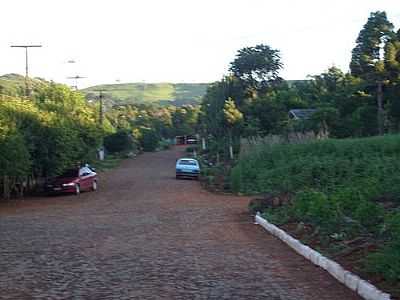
10,44,42,96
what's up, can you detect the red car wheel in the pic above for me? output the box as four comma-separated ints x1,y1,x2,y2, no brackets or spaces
74,184,80,195
92,180,98,191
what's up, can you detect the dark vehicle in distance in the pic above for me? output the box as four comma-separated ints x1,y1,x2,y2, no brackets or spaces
45,166,98,195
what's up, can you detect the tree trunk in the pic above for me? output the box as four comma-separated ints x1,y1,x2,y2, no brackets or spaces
202,137,206,150
229,131,234,160
3,175,10,200
377,81,384,135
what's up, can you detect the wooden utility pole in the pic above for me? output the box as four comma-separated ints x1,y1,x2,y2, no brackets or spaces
10,45,42,96
94,90,106,125
67,75,86,90
99,91,104,125
94,89,107,161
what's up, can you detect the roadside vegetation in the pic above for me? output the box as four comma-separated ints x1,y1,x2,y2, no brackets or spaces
1,8,400,294
196,11,400,295
0,76,199,200
233,135,400,294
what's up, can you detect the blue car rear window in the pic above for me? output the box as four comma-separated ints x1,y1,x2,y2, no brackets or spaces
178,160,197,166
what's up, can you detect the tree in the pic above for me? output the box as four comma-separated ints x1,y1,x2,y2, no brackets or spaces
229,44,283,94
385,29,400,130
350,11,395,134
385,29,400,81
139,128,160,152
0,121,30,199
104,130,135,154
223,98,243,159
350,11,394,78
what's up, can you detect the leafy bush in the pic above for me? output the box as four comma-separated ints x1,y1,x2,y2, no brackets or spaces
140,128,160,152
0,123,31,178
0,83,105,198
104,130,135,154
186,146,199,153
158,139,172,150
233,135,400,282
367,239,400,283
353,200,384,230
231,135,400,199
292,190,340,234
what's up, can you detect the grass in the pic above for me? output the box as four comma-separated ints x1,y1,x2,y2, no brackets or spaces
82,82,209,106
232,135,400,196
91,155,124,172
0,73,209,106
0,74,48,96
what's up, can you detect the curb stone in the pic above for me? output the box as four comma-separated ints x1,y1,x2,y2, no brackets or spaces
254,214,391,300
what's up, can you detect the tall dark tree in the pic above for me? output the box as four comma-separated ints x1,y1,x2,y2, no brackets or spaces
350,11,395,135
384,29,400,81
350,11,394,78
385,29,400,130
229,44,283,94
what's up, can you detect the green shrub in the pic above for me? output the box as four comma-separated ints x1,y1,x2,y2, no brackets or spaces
186,146,198,153
292,190,339,234
104,130,135,154
139,128,159,152
366,239,400,283
262,207,291,226
231,135,400,198
353,200,384,230
159,139,172,150
232,135,400,283
366,213,400,283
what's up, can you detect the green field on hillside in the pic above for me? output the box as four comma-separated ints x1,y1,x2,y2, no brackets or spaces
0,74,209,106
0,74,48,96
82,82,209,106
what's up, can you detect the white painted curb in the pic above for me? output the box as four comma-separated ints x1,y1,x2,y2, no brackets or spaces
255,214,391,300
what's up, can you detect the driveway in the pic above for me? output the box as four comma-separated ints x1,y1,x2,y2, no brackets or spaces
0,147,361,299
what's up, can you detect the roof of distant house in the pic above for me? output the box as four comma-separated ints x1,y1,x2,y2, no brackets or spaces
289,109,317,120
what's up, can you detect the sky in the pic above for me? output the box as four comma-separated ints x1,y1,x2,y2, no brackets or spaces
1,0,399,88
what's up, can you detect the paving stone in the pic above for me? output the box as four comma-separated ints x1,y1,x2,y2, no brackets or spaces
0,148,361,300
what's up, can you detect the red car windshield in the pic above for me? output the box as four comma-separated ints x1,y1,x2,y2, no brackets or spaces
60,169,79,178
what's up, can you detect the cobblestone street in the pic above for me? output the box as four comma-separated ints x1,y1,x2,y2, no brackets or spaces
0,147,361,299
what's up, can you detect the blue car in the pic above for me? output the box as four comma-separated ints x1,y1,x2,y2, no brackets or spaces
176,158,200,179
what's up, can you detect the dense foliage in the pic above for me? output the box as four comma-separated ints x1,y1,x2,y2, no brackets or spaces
231,135,400,283
196,10,400,289
0,78,200,199
199,12,400,161
0,82,105,198
105,103,199,151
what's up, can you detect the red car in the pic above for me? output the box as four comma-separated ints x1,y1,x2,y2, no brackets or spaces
45,166,98,195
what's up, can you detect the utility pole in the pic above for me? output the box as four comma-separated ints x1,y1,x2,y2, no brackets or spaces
94,90,106,125
99,91,104,125
94,89,106,161
10,44,42,96
67,75,86,90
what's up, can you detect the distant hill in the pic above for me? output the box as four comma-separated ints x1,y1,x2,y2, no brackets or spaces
82,82,209,106
0,74,209,106
0,73,48,96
